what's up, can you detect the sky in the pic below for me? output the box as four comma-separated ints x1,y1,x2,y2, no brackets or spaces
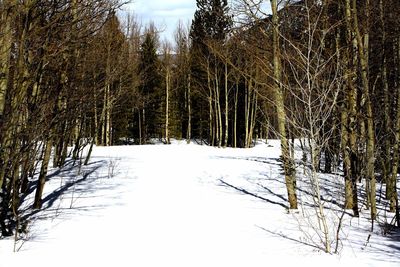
121,1,273,43
123,0,197,42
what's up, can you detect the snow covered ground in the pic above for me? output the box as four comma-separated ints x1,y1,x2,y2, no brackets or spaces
1,140,400,266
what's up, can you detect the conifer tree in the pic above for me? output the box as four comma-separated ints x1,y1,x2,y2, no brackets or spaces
138,28,162,142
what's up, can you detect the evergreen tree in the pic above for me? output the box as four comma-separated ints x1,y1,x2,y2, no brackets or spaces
138,29,162,142
190,0,232,44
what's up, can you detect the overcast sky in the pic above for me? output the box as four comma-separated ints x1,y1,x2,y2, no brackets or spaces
123,0,197,42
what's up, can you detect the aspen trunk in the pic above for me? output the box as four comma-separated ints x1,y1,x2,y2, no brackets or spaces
214,86,220,147
224,62,228,147
187,73,191,144
341,103,353,210
93,82,99,145
244,79,250,148
103,37,112,146
389,40,400,213
105,84,111,146
53,121,67,167
84,140,94,166
100,85,107,146
33,137,53,209
271,0,297,209
59,127,70,167
380,0,391,191
264,117,269,142
0,2,13,117
343,0,358,215
252,91,257,145
351,0,376,219
138,110,142,145
143,108,146,142
215,65,222,147
234,81,238,148
165,68,170,144
248,88,257,147
21,148,32,193
207,60,213,145
72,117,84,161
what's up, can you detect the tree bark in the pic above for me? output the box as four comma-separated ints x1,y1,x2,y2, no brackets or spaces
138,109,142,145
214,64,222,147
389,39,400,213
0,1,13,118
351,0,376,219
187,73,192,144
245,79,250,148
105,84,111,146
207,59,214,145
271,0,297,209
224,62,229,147
33,137,53,209
343,0,359,216
165,68,170,144
234,81,238,148
93,82,99,145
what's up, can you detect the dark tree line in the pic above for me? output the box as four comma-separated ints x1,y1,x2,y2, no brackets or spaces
0,0,125,237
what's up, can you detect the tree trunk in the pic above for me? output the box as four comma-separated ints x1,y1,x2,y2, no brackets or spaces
165,68,170,144
187,73,191,144
143,108,146,143
245,79,250,148
53,120,67,167
59,126,70,167
224,62,229,147
389,40,400,213
72,116,84,161
207,60,213,145
380,0,391,191
100,85,107,146
343,0,359,216
138,110,142,145
234,81,238,148
271,0,297,209
93,83,99,145
0,2,13,118
351,0,376,219
84,140,94,166
105,84,111,146
248,88,257,148
341,101,353,209
33,137,53,209
215,64,222,148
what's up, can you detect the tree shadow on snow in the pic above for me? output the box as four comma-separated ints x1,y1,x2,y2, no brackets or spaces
218,179,289,209
256,225,321,251
214,154,355,216
212,155,282,168
15,158,125,247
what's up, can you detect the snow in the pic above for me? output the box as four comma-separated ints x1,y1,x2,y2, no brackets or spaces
1,140,399,266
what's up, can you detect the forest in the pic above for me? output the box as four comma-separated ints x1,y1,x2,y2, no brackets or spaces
1,0,400,256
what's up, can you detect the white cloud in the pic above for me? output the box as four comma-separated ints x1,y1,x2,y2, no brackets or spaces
122,0,196,42
153,8,195,19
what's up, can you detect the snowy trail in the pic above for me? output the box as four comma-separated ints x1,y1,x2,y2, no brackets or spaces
1,144,273,266
1,142,399,266
107,145,276,267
